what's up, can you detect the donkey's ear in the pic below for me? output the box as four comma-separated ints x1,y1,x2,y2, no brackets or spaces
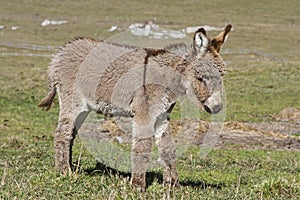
211,24,232,53
192,28,210,58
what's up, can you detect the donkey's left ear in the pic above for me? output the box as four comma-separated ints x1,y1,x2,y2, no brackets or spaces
211,24,232,53
192,28,210,58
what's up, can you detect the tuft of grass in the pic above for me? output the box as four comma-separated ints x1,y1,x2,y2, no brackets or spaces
252,177,300,199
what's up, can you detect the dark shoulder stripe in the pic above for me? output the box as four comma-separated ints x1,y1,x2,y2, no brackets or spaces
144,48,167,64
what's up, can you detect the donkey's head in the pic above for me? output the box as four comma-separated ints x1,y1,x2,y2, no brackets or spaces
189,24,232,114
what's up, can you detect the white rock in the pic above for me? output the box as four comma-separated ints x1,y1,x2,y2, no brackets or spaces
50,20,68,25
108,25,118,32
41,19,51,26
168,30,186,39
129,23,144,29
11,26,20,31
185,25,224,33
41,19,68,27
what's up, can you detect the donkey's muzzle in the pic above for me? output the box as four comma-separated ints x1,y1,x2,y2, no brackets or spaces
203,91,223,114
204,103,223,114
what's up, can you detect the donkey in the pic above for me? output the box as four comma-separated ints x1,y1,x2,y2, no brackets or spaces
38,24,232,191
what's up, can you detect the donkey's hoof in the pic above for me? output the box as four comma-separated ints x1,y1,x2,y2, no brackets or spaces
131,173,146,192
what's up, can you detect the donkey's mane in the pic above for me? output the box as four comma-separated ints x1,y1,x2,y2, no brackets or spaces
164,42,191,58
68,37,193,61
70,37,141,50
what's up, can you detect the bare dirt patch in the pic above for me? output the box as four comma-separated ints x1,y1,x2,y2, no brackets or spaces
169,119,300,151
218,121,300,150
80,117,300,152
214,107,300,150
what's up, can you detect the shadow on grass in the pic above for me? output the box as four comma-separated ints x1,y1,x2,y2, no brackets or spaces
84,162,162,185
180,180,223,189
84,162,131,178
84,162,223,189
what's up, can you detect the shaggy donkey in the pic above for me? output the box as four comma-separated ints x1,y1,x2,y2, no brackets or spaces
39,24,231,191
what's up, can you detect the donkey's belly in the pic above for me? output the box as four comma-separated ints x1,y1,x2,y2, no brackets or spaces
92,100,133,118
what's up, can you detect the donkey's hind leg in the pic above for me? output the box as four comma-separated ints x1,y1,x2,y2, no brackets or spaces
54,115,76,174
155,113,179,187
54,99,90,175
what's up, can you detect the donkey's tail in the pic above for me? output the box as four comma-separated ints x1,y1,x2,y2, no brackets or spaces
38,83,57,111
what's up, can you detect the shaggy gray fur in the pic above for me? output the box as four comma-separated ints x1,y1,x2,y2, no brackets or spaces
39,25,232,191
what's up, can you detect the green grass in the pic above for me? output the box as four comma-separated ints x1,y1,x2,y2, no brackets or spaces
1,0,300,199
1,138,299,199
225,61,300,122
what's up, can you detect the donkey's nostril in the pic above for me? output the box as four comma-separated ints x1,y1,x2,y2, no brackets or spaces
204,104,213,114
213,103,223,114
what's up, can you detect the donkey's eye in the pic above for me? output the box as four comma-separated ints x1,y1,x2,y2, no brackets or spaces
202,75,209,80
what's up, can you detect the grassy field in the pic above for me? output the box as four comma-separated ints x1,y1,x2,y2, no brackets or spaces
1,0,300,199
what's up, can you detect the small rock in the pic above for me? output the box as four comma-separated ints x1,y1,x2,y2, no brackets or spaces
108,25,118,32
11,26,20,31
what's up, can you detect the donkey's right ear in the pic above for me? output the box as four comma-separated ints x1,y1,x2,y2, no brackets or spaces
192,28,210,58
211,24,232,53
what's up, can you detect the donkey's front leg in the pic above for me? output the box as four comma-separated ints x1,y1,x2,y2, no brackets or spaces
155,115,179,187
131,122,153,191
